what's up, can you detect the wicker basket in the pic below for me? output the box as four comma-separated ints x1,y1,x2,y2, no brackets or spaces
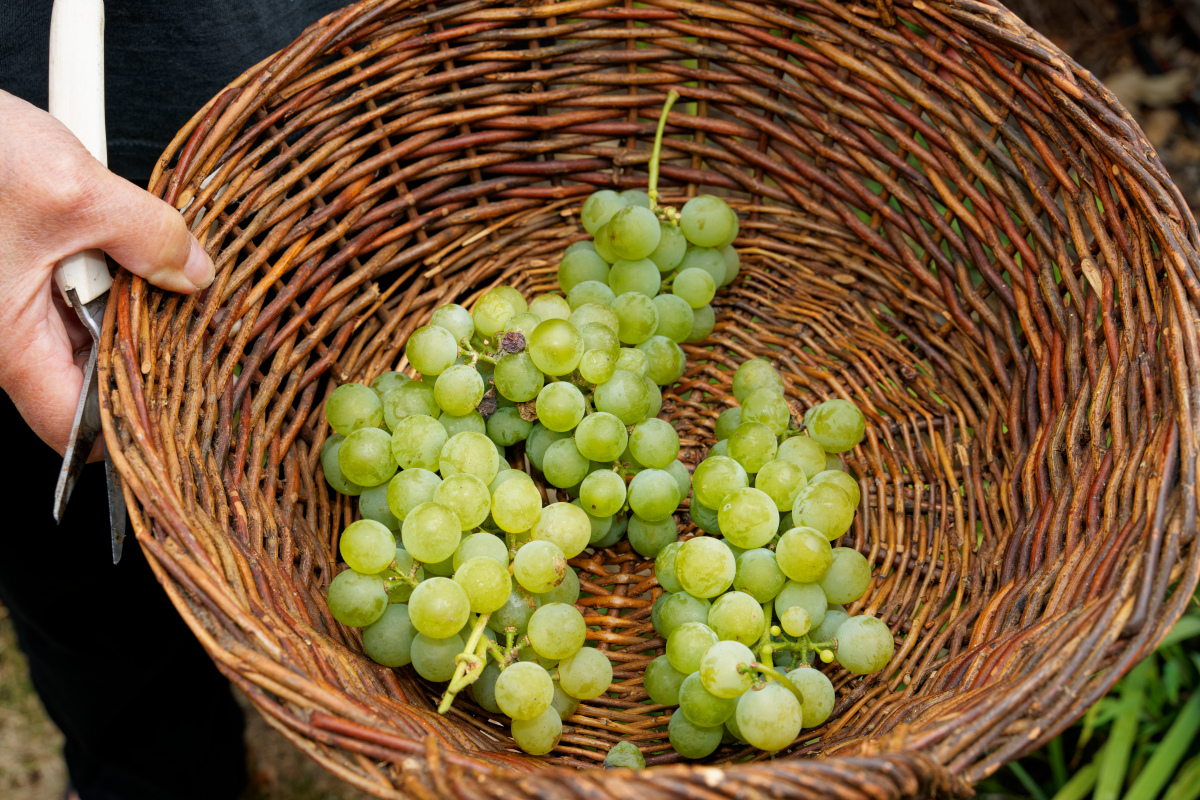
100,0,1200,797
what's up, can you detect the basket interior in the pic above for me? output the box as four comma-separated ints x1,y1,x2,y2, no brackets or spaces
106,0,1200,792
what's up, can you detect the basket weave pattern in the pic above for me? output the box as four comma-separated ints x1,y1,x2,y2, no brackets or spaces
100,0,1200,797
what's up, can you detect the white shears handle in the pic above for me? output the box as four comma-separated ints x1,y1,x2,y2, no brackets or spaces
49,0,112,305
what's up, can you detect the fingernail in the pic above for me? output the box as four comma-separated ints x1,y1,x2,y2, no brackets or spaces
184,238,216,290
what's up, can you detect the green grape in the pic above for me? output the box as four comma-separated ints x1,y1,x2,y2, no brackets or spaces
565,239,597,257
810,469,861,507
535,382,585,432
326,383,383,435
580,189,625,235
716,487,778,549
572,501,612,544
339,428,397,487
531,502,592,558
401,502,462,564
835,616,894,674
494,661,555,721
605,205,661,260
619,188,650,208
644,376,664,418
535,563,580,606
675,536,736,599
512,707,561,756
741,388,791,436
405,325,459,376
528,319,584,376
431,303,474,343
579,469,626,517
609,258,661,297
651,590,671,634
472,290,517,339
708,439,729,458
386,468,441,521
811,607,850,643
487,586,539,636
391,414,448,471
487,405,533,446
628,469,681,522
579,321,620,357
667,621,719,674
542,438,591,488
503,311,542,341
604,741,646,770
439,411,487,438
664,459,691,502
718,243,741,286
518,645,559,671
470,662,503,713
362,603,417,667
824,452,843,472
780,606,810,637
819,547,872,604
787,666,835,727
611,292,659,345
732,360,785,403
627,418,678,469
578,349,616,385
680,195,736,249
658,592,712,639
513,540,568,593
326,569,388,627
490,477,543,534
594,369,650,424
434,473,491,531
692,455,749,508
569,303,620,336
359,482,400,531
440,431,501,484
668,710,723,759
699,640,755,698
671,267,715,310
680,671,738,728
453,532,508,570
649,221,687,272
778,511,793,533
689,500,722,536
424,553,455,576
339,520,397,574
525,424,570,472
735,681,802,752
755,459,808,512
728,421,778,474
529,293,570,322
489,467,532,493
642,654,685,706
408,576,471,638
453,556,512,614
493,286,528,314
370,371,410,399
707,591,764,645
593,513,627,548
636,335,684,386
776,527,833,584
732,548,786,603
551,682,581,721
593,221,619,264
558,647,612,700
568,280,616,310
720,538,747,560
776,435,827,479
615,347,649,377
713,408,741,442
791,482,855,541
383,383,440,431
677,247,727,286
628,514,678,558
655,541,683,593
527,602,587,660
652,293,695,343
725,712,747,744
773,581,827,631
685,303,715,343
410,631,465,681
575,413,628,463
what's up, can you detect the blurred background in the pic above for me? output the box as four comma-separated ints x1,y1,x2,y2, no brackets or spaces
2,1,1199,798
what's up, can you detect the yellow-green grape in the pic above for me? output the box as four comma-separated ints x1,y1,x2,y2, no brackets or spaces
644,653,687,705
628,469,681,522
791,482,855,541
339,520,397,575
636,335,684,386
370,371,410,399
423,553,455,576
401,501,462,564
430,303,474,343
408,576,470,638
338,428,397,487
679,671,737,727
525,424,569,472
824,452,843,472
809,469,861,508
453,556,512,614
513,540,568,593
732,548,786,604
685,303,715,343
511,706,562,755
470,661,502,713
644,376,664,418
579,469,626,518
680,195,736,248
490,477,542,534
652,293,695,343
527,602,587,660
503,311,542,341
593,221,619,264
717,487,778,549
578,321,620,357
578,349,616,385
819,547,872,604
487,585,539,636
390,414,447,471
433,473,491,531
629,418,679,469
803,399,866,453
619,188,651,208
735,681,802,752
655,541,683,593
362,603,417,667
405,325,459,376
528,319,584,376
668,709,723,759
322,434,365,496
732,359,784,403
536,561,581,605
551,680,582,721
568,280,616,310
326,569,388,627
535,381,586,432
775,526,833,584
811,606,850,643
574,502,613,545
541,438,591,489
714,407,741,441
675,536,736,599
776,435,827,479
649,221,687,272
666,621,719,674
604,740,646,770
698,640,755,699
383,382,440,428
359,483,400,531
580,189,625,235
834,616,894,674
728,421,777,475
386,469,441,524
754,459,807,512
741,388,791,436
628,514,678,558
441,408,488,437
672,267,715,310
453,532,508,570
594,369,651,425
787,666,835,727
678,247,727,286
472,290,517,339
558,647,613,700
574,412,628,463
325,383,384,435
410,631,465,681
486,405,533,447
493,352,544,403
440,431,500,484
529,293,570,322
664,459,691,503
606,205,661,260
531,502,592,558
657,592,711,639
692,455,749,508
609,257,662,297
493,286,527,314
494,661,555,720
569,302,620,336
718,243,740,286
773,580,827,630
519,645,559,670
611,292,659,345
707,590,765,645
616,347,649,377
780,606,811,637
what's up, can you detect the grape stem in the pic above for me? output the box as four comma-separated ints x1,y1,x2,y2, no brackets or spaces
383,560,421,589
647,89,680,213
437,613,492,714
460,340,499,366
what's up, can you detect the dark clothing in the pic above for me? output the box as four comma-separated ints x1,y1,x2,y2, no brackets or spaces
1,2,347,797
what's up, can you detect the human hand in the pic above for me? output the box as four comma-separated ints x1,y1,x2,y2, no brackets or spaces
0,90,215,457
